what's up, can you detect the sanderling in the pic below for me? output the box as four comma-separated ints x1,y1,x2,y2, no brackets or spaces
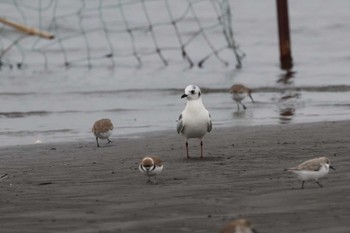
177,85,212,159
285,156,335,189
229,84,254,111
219,219,259,233
139,156,163,184
92,118,114,147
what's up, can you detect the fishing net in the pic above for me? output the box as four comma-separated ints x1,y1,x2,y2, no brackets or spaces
0,0,244,69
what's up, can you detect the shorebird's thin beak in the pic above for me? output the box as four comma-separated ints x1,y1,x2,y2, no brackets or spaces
330,165,335,171
249,94,255,103
181,94,188,99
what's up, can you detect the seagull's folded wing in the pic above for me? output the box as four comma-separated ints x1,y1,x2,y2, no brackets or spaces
176,114,184,134
207,113,212,132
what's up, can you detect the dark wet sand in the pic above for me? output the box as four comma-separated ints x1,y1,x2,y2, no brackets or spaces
1,121,350,233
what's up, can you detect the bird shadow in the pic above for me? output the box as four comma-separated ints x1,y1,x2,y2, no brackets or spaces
232,110,246,118
95,142,115,148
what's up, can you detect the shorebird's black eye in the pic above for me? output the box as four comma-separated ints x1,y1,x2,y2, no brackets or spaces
191,90,195,94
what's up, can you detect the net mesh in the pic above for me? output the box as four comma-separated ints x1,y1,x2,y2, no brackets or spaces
0,0,244,69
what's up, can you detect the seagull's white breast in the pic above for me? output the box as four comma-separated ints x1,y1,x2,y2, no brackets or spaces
182,107,210,139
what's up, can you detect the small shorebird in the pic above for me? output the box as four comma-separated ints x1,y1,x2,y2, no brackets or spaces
139,156,163,184
92,118,114,147
229,84,254,111
219,219,259,233
177,85,212,159
285,156,335,189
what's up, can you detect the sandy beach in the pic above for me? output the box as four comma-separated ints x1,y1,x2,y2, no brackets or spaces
0,121,349,233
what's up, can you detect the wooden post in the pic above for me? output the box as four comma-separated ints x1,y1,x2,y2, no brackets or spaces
276,0,293,70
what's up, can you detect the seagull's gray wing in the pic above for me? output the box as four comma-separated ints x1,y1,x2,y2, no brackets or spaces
207,113,212,132
176,114,184,134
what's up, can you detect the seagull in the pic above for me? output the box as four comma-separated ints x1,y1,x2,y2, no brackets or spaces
177,85,212,159
285,156,335,189
229,84,254,111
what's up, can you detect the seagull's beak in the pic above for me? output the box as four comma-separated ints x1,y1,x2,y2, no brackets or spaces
181,94,188,99
330,165,335,171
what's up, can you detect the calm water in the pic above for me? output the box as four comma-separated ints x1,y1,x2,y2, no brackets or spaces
1,0,350,146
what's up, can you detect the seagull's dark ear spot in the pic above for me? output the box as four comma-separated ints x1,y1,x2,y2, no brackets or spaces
198,92,201,97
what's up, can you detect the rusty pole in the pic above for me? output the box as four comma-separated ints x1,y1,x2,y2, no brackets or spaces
276,0,293,70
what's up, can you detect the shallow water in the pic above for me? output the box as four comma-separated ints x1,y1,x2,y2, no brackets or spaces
1,0,350,146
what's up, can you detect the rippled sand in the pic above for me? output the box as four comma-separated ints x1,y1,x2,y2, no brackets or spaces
0,121,349,232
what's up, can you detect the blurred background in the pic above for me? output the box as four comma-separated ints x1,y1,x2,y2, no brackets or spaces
0,0,349,146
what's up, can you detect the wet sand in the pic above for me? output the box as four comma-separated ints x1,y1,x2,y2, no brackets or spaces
0,121,349,233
